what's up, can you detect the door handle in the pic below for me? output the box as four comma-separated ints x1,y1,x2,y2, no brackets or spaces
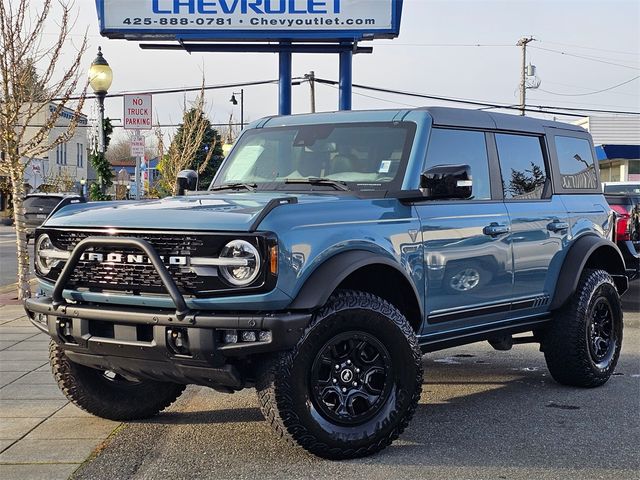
483,224,510,236
547,221,569,232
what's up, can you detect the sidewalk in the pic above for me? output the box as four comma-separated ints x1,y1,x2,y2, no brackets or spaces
0,302,121,480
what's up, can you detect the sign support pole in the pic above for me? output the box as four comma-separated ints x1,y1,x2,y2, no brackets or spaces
279,42,292,116
339,45,353,111
135,157,141,200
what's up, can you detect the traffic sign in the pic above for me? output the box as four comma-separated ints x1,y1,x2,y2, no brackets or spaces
130,136,145,157
124,94,152,130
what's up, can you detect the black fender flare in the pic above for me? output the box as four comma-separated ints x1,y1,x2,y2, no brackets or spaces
288,250,423,317
550,234,628,310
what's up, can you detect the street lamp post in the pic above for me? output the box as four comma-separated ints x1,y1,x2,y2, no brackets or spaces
230,89,244,130
88,47,113,195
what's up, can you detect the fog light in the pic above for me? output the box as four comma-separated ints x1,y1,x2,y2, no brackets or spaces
36,313,48,325
223,330,238,344
241,331,257,342
258,330,272,343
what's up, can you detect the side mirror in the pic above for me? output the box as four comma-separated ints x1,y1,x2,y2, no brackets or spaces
176,170,198,196
420,164,473,200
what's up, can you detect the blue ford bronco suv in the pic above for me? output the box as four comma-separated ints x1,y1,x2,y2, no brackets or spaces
25,107,629,459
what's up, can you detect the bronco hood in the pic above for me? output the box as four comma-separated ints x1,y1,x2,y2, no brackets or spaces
43,192,333,232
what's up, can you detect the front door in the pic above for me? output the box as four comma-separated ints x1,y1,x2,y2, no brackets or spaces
416,127,513,335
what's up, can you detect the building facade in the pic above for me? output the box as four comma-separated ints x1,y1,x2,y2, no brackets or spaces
574,116,640,182
23,103,90,192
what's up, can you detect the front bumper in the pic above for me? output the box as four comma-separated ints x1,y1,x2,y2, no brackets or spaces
25,295,311,390
27,234,312,390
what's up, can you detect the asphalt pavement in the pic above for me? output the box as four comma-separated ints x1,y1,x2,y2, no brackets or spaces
72,315,640,480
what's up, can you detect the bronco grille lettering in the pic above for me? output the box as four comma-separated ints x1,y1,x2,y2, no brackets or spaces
80,252,188,266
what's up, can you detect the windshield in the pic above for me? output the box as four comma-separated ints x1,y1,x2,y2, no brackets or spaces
604,184,640,195
212,122,416,192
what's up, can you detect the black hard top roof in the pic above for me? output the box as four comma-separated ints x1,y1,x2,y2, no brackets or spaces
418,106,585,134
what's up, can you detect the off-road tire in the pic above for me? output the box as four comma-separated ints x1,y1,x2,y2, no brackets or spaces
256,290,423,460
543,269,623,388
49,341,186,420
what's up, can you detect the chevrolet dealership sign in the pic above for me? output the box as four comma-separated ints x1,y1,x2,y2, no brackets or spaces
95,0,403,41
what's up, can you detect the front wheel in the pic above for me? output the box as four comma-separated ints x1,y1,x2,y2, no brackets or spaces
256,290,423,459
542,269,623,388
50,342,186,420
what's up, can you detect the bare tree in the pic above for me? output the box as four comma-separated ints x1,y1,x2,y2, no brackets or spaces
107,131,158,166
0,0,88,299
39,168,76,193
155,83,215,195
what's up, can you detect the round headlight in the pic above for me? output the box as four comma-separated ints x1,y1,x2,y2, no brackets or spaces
219,240,261,286
35,234,57,275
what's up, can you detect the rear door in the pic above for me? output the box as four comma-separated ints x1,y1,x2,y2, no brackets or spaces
494,133,570,314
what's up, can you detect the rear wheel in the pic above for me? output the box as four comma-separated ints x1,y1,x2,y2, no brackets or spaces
542,269,623,387
256,290,423,459
49,341,186,420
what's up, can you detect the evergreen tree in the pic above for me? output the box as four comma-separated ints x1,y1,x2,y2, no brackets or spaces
508,162,546,197
170,109,223,188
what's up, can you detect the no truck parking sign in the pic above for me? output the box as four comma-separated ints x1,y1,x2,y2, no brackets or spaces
123,94,152,130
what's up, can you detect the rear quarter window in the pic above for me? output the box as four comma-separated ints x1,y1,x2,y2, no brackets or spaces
554,136,598,190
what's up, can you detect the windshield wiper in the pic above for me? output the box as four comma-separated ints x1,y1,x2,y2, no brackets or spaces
285,177,349,191
210,183,257,192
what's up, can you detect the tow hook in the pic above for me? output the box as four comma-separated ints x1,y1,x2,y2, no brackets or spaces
167,328,191,356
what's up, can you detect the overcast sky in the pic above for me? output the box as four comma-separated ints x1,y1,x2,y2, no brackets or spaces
47,0,640,141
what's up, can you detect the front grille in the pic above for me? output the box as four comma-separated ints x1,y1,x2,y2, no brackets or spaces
41,229,272,297
57,231,205,294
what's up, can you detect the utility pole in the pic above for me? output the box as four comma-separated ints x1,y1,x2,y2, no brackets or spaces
305,71,316,113
517,36,535,116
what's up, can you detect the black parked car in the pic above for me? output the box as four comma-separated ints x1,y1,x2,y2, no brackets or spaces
23,193,85,240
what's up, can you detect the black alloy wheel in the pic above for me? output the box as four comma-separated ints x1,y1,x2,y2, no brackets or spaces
588,297,616,368
310,332,393,426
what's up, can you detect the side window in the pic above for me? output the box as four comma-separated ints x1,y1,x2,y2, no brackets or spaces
555,136,597,190
424,128,491,200
496,134,548,200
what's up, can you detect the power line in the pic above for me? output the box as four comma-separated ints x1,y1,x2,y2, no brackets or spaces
538,75,640,97
54,78,306,102
527,96,639,110
542,79,639,98
539,40,639,57
320,82,422,108
530,46,640,71
314,77,640,117
374,43,513,48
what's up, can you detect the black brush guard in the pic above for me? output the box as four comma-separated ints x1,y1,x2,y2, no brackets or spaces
24,236,311,389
